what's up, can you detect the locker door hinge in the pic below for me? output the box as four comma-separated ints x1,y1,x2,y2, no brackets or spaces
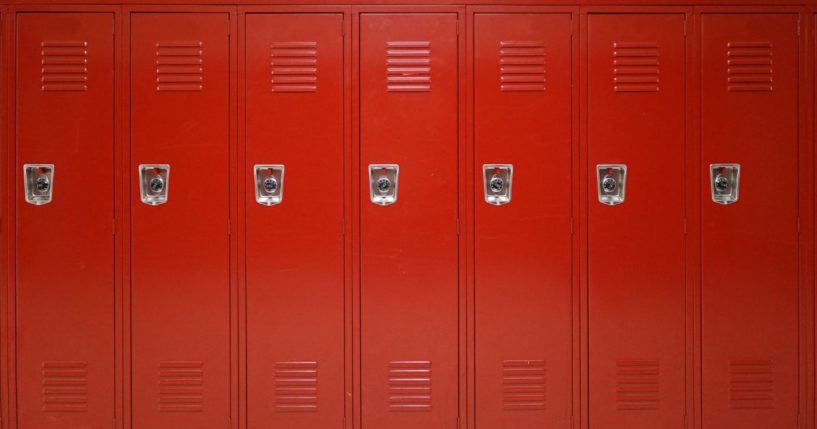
342,220,346,236
683,19,688,36
342,417,346,429
456,219,460,236
683,218,687,235
570,415,575,428
113,218,116,236
797,18,801,36
227,219,231,236
570,218,574,236
457,416,461,429
683,413,688,428
797,217,801,234
227,417,232,428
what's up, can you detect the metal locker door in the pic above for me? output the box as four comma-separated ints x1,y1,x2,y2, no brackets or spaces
359,13,459,429
473,12,572,428
16,13,115,429
701,14,799,428
587,14,686,429
245,13,345,429
130,13,230,429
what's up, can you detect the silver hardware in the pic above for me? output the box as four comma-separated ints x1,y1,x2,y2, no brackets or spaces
710,163,740,205
139,164,170,205
23,164,54,205
369,164,398,206
596,164,627,206
482,164,513,206
254,164,285,206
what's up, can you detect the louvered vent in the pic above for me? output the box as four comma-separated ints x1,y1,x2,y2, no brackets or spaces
42,361,88,412
41,41,88,92
388,360,432,411
155,41,204,92
729,359,774,409
158,361,204,412
387,41,431,92
503,360,546,411
500,41,546,92
613,42,660,93
274,361,318,412
727,42,773,92
271,41,318,93
616,359,659,411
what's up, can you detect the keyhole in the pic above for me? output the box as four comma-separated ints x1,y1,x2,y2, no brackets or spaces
376,176,391,194
34,176,50,192
149,176,165,194
489,176,504,193
263,177,278,193
602,176,617,193
714,174,729,192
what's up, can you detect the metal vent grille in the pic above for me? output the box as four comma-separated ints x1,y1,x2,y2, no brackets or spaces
155,41,204,92
42,361,88,412
616,359,659,410
41,41,88,92
502,360,546,411
388,360,432,411
158,361,204,412
271,41,318,93
386,41,431,92
613,42,660,93
274,361,319,412
729,358,774,409
727,42,773,92
499,41,546,92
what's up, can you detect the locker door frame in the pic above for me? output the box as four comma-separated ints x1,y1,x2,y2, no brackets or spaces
578,7,694,429
350,6,466,429
0,7,7,429
121,6,238,429
3,6,124,429
463,6,580,429
235,6,353,429
694,7,814,429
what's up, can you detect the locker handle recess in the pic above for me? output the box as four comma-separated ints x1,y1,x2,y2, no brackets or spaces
483,164,513,205
369,164,398,206
254,164,285,206
596,164,627,206
139,164,170,206
23,164,54,205
709,163,740,205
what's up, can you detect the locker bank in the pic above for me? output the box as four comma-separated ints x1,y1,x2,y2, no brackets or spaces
0,1,814,429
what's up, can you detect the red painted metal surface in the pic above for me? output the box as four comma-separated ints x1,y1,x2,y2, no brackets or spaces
130,12,231,429
0,6,813,429
586,13,687,429
701,13,800,429
244,12,346,429
473,11,573,428
359,12,459,429
15,12,115,429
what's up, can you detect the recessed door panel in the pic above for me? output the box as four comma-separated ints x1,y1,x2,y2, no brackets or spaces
473,12,572,428
130,13,230,429
587,14,686,429
359,13,459,429
701,13,799,429
16,12,115,429
245,13,345,429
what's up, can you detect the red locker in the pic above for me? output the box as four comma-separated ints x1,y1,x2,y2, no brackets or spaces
15,13,115,429
359,13,459,429
473,12,572,428
130,13,231,429
244,13,345,429
700,13,800,428
586,14,686,429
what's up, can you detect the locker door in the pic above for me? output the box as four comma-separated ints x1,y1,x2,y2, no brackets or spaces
359,13,459,429
130,13,230,429
245,13,345,429
701,14,799,428
587,14,686,429
16,13,114,429
473,13,572,428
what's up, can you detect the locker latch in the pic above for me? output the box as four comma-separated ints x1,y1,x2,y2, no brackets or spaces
23,164,54,205
139,164,170,206
368,164,398,206
254,164,285,206
482,164,513,206
596,164,627,206
709,163,740,205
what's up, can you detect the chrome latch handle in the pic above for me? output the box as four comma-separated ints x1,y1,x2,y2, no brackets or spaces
23,164,55,205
